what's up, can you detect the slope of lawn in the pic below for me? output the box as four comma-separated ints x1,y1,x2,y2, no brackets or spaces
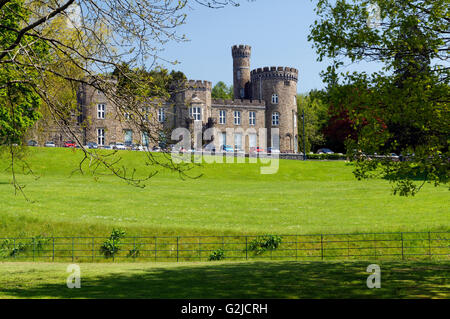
0,261,448,299
0,147,448,238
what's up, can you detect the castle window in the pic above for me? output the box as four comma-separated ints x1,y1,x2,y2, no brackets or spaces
190,107,202,121
124,130,133,146
234,111,241,125
219,110,226,124
158,108,165,122
97,128,105,146
249,111,256,126
272,112,280,126
142,132,149,147
97,104,105,119
237,70,241,80
240,88,245,98
271,94,278,104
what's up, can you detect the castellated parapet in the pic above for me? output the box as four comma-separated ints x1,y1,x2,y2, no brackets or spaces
250,67,299,82
231,45,252,58
186,80,212,91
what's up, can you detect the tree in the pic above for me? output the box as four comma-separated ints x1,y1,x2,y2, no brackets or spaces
309,0,449,196
0,0,248,196
296,91,328,153
211,81,233,99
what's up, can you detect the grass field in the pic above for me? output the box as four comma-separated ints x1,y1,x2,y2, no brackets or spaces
0,261,448,299
0,147,449,238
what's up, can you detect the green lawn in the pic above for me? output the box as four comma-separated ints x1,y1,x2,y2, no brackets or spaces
0,261,448,299
0,147,448,238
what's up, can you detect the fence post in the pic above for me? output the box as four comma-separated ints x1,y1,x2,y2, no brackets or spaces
13,238,16,259
321,234,324,261
52,238,55,262
401,232,404,261
154,237,157,262
176,237,179,262
428,231,431,260
112,237,115,262
92,237,94,262
245,236,248,260
72,237,74,262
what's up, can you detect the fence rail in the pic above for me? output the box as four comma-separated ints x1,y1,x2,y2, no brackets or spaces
0,231,448,263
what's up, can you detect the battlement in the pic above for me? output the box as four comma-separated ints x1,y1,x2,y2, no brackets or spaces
250,66,299,82
186,80,212,91
232,44,252,58
212,98,266,108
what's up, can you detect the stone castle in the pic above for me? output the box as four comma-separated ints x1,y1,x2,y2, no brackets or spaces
33,45,299,153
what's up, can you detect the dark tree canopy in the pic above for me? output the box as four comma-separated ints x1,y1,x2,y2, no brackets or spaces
309,0,449,196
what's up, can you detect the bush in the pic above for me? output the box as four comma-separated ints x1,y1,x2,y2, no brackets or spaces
209,248,225,261
127,244,142,259
306,153,346,160
100,229,126,258
247,235,282,255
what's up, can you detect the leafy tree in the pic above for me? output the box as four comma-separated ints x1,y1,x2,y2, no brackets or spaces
0,0,247,195
309,0,449,196
296,91,329,153
211,81,234,99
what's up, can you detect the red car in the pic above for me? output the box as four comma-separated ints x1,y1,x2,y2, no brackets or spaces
250,146,265,154
63,141,76,148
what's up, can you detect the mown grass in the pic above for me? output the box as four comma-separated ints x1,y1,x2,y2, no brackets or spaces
0,261,448,299
0,147,448,238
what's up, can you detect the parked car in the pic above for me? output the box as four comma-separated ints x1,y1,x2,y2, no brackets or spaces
267,147,280,154
27,140,38,147
317,148,334,154
102,145,112,150
249,146,265,154
44,141,56,147
203,144,216,153
152,146,161,152
63,141,76,148
221,145,234,153
114,142,127,150
86,142,98,149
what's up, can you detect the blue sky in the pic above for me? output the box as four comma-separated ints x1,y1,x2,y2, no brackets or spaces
158,0,380,94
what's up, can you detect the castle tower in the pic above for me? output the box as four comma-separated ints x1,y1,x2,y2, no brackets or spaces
251,67,299,153
232,45,251,99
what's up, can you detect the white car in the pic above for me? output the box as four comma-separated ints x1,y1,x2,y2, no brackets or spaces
44,141,56,147
114,143,127,150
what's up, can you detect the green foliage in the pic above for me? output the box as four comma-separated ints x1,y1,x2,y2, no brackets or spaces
0,236,49,257
309,0,449,196
211,81,233,99
127,244,142,259
0,0,47,146
100,229,126,258
247,235,282,255
297,90,329,153
209,248,225,261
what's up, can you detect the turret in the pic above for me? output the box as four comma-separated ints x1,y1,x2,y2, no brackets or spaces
232,45,251,99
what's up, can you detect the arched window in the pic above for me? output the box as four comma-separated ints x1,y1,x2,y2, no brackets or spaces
272,94,278,104
272,112,280,126
237,70,241,80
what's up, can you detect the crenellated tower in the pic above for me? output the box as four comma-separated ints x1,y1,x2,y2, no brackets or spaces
232,45,252,99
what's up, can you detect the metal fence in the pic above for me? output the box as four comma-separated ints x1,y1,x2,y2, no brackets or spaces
0,231,448,263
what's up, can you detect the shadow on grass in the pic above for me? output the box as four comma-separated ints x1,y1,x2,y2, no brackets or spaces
1,261,449,299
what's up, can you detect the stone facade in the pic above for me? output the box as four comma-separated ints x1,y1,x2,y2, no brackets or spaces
33,45,299,153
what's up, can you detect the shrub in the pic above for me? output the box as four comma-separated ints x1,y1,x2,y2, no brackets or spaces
209,248,225,261
247,235,282,255
100,229,126,258
127,244,142,259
